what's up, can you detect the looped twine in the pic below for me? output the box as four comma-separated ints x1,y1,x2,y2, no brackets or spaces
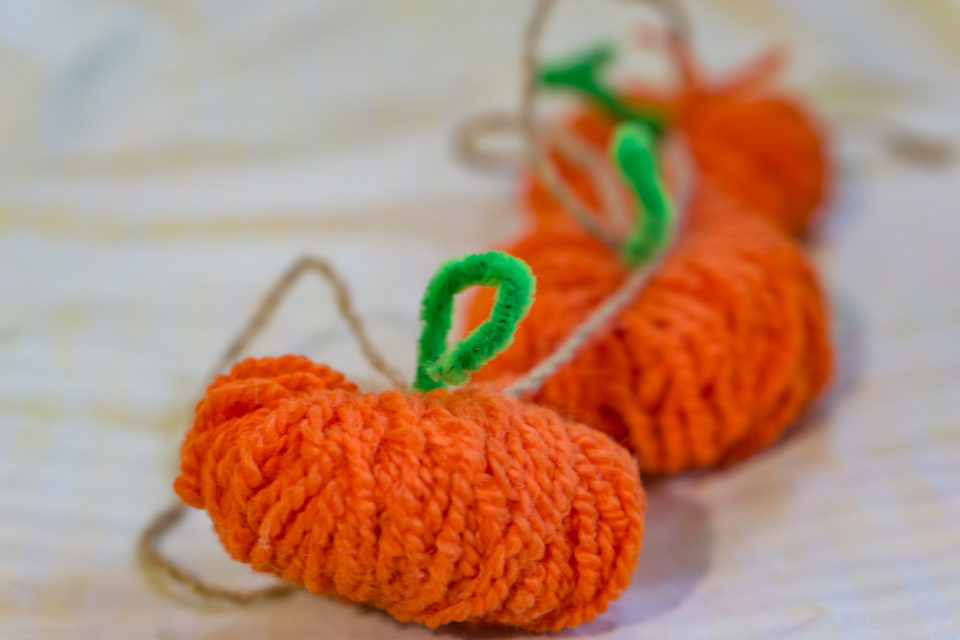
504,121,681,397
457,0,691,249
138,0,690,608
139,255,404,605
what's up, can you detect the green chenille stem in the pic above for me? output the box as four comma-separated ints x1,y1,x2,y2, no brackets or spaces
611,122,675,267
413,252,536,392
537,42,665,135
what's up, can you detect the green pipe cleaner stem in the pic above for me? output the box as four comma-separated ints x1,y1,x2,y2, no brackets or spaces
611,121,675,266
538,42,665,135
414,252,535,392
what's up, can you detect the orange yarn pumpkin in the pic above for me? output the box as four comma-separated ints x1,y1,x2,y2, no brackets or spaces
468,183,832,474
527,47,830,237
175,355,645,631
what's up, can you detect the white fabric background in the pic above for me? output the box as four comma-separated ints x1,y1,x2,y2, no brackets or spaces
2,1,959,638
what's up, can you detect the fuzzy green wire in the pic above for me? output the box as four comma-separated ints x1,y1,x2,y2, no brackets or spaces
413,252,536,392
612,122,675,267
538,42,665,136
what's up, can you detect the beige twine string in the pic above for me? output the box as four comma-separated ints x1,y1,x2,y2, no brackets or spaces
456,0,690,244
138,502,300,604
139,256,404,604
521,0,688,248
211,256,407,389
493,0,697,396
138,0,694,607
456,113,634,232
505,134,694,397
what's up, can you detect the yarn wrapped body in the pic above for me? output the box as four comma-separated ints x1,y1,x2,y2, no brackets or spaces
468,183,832,474
528,51,830,237
175,355,645,632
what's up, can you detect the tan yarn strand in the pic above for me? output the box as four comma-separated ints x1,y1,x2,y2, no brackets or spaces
453,111,525,174
139,255,407,606
505,134,696,397
138,503,298,604
455,0,689,172
550,124,634,230
213,255,408,389
461,0,698,393
504,251,664,398
521,0,619,249
457,0,690,246
455,114,633,231
509,0,699,392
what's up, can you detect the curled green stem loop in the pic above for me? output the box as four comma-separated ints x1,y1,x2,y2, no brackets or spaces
611,122,675,266
413,252,536,392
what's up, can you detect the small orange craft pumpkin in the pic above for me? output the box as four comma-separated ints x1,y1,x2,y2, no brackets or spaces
527,38,830,237
468,124,832,475
174,253,646,632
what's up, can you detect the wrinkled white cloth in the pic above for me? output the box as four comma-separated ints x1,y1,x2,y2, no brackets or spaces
2,1,960,638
